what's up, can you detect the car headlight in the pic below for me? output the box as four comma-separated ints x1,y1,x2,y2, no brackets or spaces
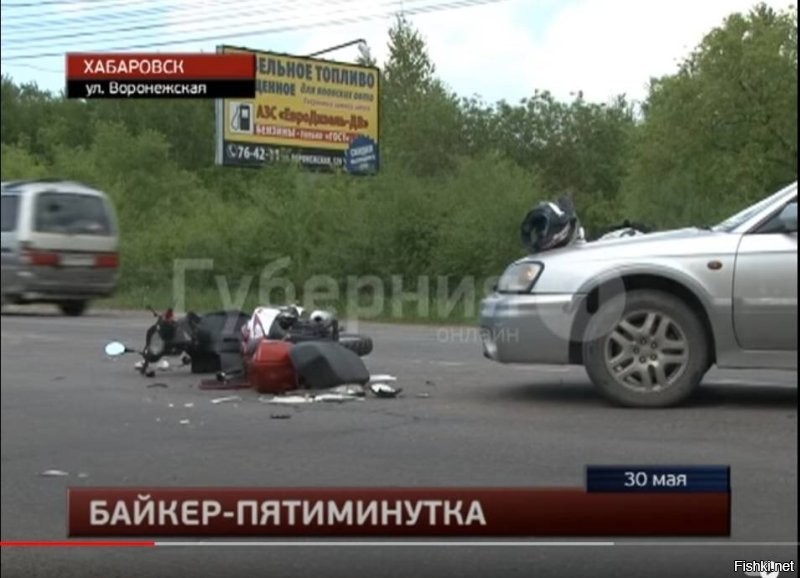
496,262,543,293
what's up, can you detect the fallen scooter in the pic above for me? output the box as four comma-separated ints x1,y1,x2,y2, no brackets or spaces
224,305,375,391
104,306,249,377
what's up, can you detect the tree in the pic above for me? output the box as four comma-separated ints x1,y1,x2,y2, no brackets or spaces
0,77,62,159
380,15,465,176
465,90,636,230
622,3,798,228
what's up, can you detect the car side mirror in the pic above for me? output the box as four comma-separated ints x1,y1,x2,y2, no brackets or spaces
778,202,798,233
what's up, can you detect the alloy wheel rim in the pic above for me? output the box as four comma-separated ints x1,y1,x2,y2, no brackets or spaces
603,310,689,392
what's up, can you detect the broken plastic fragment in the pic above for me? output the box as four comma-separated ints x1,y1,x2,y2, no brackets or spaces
368,374,397,384
369,382,402,398
259,395,314,405
331,384,366,397
314,393,362,403
211,396,242,404
39,470,69,477
179,419,191,425
183,402,194,408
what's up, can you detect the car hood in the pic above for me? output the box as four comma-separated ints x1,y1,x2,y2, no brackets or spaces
518,227,740,264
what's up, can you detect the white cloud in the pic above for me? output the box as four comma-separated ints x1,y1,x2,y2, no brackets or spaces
515,0,790,103
397,0,791,103
264,0,791,103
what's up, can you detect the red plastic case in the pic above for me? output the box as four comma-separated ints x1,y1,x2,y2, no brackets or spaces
246,340,297,394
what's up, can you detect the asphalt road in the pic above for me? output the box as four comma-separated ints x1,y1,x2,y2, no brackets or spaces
1,309,797,578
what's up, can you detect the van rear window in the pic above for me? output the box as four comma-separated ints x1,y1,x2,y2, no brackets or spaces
1,195,19,232
34,192,113,236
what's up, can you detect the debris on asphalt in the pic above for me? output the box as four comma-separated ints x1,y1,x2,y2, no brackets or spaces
39,470,69,477
77,472,89,479
368,374,397,384
135,361,144,370
156,418,162,423
259,395,315,405
332,384,366,397
183,402,194,408
211,395,242,404
168,403,175,408
179,419,191,425
156,359,171,371
147,382,168,388
425,380,436,387
415,392,431,399
199,378,250,390
369,382,403,398
270,413,292,419
314,393,363,403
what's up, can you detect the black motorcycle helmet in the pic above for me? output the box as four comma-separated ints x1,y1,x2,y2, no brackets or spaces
520,196,581,253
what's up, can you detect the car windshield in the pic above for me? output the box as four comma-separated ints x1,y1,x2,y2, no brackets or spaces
712,184,797,232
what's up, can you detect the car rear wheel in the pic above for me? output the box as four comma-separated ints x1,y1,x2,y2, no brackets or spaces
582,289,709,408
59,300,88,317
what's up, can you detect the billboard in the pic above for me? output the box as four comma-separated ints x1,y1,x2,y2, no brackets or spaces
215,46,380,173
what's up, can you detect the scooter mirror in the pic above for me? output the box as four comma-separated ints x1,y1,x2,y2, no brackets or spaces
104,341,127,357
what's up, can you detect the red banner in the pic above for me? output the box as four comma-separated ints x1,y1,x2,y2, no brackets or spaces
66,53,255,80
67,488,730,537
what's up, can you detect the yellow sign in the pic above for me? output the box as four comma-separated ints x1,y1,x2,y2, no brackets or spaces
216,46,380,172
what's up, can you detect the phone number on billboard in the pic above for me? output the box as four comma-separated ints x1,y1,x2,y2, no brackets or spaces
225,143,281,163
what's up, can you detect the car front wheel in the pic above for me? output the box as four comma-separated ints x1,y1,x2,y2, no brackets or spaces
582,289,710,408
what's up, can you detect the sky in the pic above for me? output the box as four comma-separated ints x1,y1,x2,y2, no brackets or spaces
0,0,793,104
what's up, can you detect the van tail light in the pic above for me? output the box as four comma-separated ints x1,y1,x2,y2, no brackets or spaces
24,250,60,267
94,252,119,268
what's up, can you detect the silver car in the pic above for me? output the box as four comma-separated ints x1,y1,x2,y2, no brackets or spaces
1,179,119,316
480,181,798,407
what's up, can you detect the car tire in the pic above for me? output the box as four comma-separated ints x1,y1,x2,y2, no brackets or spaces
59,300,88,317
582,289,709,408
